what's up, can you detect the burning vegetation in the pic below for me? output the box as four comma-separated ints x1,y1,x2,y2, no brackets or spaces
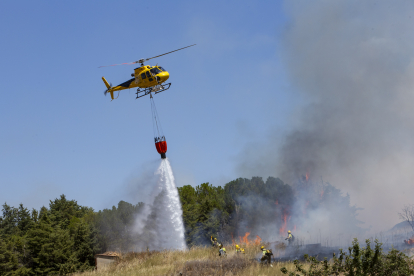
235,232,262,246
404,236,414,246
178,176,363,248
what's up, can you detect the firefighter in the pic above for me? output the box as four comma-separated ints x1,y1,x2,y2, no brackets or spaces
285,230,294,245
240,247,245,254
219,244,227,257
404,238,414,245
235,244,241,253
211,236,218,247
260,246,272,265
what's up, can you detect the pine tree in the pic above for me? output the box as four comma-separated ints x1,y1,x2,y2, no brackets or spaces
49,194,92,229
50,226,77,275
17,204,33,234
0,237,20,275
1,204,19,236
26,211,55,275
73,221,96,270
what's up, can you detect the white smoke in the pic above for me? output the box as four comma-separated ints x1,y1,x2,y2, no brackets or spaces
237,0,414,232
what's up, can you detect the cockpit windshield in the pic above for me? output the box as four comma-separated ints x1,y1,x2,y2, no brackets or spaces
158,66,166,72
150,67,162,75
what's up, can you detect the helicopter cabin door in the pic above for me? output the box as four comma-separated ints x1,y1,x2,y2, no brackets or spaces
146,71,154,83
140,70,153,87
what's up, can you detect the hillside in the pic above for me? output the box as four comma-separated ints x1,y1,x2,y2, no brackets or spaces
0,176,405,275
74,241,414,276
74,245,297,276
0,176,369,275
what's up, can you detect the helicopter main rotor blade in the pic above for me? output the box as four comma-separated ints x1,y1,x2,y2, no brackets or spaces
144,44,196,62
98,44,196,68
98,61,138,68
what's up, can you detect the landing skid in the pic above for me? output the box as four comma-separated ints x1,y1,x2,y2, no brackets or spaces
136,83,171,99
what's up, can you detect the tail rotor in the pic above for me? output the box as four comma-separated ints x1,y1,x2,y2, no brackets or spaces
104,83,112,96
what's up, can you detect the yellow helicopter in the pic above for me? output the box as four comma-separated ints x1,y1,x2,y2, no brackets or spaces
100,44,196,100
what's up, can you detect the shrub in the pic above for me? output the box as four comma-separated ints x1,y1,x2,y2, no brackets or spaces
281,239,414,276
180,256,254,276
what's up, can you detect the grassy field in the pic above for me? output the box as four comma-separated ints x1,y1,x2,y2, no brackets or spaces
74,244,304,276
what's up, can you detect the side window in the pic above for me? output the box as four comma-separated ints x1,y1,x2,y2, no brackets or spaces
146,71,151,78
141,73,146,79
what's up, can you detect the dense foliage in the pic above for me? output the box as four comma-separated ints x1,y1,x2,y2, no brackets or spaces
179,176,362,247
0,195,98,275
281,239,414,276
93,201,144,252
0,176,364,275
178,177,296,246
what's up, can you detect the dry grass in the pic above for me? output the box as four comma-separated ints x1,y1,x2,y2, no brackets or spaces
74,244,307,276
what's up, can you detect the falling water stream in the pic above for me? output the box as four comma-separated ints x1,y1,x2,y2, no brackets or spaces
154,158,187,250
131,158,186,251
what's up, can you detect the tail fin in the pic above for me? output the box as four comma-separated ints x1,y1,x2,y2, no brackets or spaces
102,77,114,100
102,77,110,89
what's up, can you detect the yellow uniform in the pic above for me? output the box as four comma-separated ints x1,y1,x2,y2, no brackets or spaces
260,248,272,264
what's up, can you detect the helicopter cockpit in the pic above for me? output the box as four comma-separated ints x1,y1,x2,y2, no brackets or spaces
150,67,161,75
150,66,166,75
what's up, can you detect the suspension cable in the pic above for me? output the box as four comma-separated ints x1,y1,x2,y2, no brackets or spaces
150,94,164,140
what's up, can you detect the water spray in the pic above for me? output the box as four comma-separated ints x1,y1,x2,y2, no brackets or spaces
155,158,186,250
132,158,186,251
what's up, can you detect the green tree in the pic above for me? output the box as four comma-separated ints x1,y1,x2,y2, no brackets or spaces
73,221,97,269
49,194,93,229
17,204,33,234
93,200,144,252
26,212,55,275
178,183,232,246
26,200,97,275
0,204,19,236
281,239,414,276
0,237,20,275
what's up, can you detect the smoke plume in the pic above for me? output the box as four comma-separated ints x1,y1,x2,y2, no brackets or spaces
238,0,414,231
228,177,363,248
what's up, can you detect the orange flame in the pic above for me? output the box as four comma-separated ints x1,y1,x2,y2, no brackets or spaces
294,225,297,231
279,211,291,235
275,200,278,205
240,232,250,244
239,232,262,245
404,235,414,245
320,189,324,198
305,172,309,181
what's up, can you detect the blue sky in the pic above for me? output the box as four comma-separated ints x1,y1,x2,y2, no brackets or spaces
0,1,298,210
